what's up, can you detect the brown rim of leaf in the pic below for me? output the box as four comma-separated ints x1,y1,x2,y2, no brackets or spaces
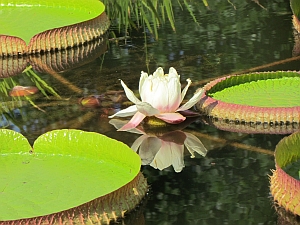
0,56,28,78
293,15,300,34
30,36,108,73
0,172,148,225
0,12,110,57
202,117,300,134
0,35,27,57
269,132,300,216
270,166,300,216
196,72,300,125
0,36,108,78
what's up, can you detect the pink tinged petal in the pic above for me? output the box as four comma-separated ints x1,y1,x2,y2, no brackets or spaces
184,132,208,158
108,105,138,118
118,111,146,131
180,78,192,102
120,80,141,105
177,88,205,112
109,119,145,134
155,112,186,124
136,102,160,116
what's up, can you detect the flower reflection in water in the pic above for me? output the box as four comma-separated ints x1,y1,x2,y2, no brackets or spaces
109,119,207,172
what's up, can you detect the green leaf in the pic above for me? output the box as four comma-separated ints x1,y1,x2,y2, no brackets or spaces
291,0,300,19
0,129,141,221
163,0,175,31
202,0,209,7
208,71,300,107
275,131,300,168
0,0,106,44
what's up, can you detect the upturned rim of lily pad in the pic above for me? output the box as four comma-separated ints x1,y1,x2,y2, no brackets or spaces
0,0,110,56
1,36,108,78
0,129,147,224
270,131,300,216
202,117,300,135
196,71,300,125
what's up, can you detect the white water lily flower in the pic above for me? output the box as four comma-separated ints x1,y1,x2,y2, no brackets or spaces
108,67,204,131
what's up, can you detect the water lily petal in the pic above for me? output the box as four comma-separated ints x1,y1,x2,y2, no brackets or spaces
133,136,162,165
180,78,192,102
170,144,185,173
109,118,127,129
131,134,149,152
168,67,180,79
118,111,146,131
150,142,172,171
142,76,168,107
167,67,182,107
109,119,145,135
108,105,138,118
155,112,186,124
139,71,149,95
150,142,185,172
184,132,208,158
136,102,160,116
139,67,182,112
177,88,204,112
164,75,182,111
120,80,141,105
153,67,164,78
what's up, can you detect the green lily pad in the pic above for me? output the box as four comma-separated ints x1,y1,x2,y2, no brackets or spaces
210,76,300,107
1,0,105,45
0,0,110,55
0,129,142,222
270,132,300,216
197,71,300,124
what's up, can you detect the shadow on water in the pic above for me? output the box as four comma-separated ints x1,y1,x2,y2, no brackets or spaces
0,0,299,224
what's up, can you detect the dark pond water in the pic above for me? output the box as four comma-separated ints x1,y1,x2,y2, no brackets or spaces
1,0,300,224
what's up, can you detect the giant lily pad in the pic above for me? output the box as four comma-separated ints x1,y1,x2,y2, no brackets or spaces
197,71,300,125
0,129,147,224
270,131,300,217
0,0,110,55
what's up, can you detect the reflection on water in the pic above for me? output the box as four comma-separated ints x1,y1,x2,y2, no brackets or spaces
110,118,207,172
0,0,298,224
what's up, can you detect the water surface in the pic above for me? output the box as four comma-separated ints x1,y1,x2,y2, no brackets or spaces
1,0,299,224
